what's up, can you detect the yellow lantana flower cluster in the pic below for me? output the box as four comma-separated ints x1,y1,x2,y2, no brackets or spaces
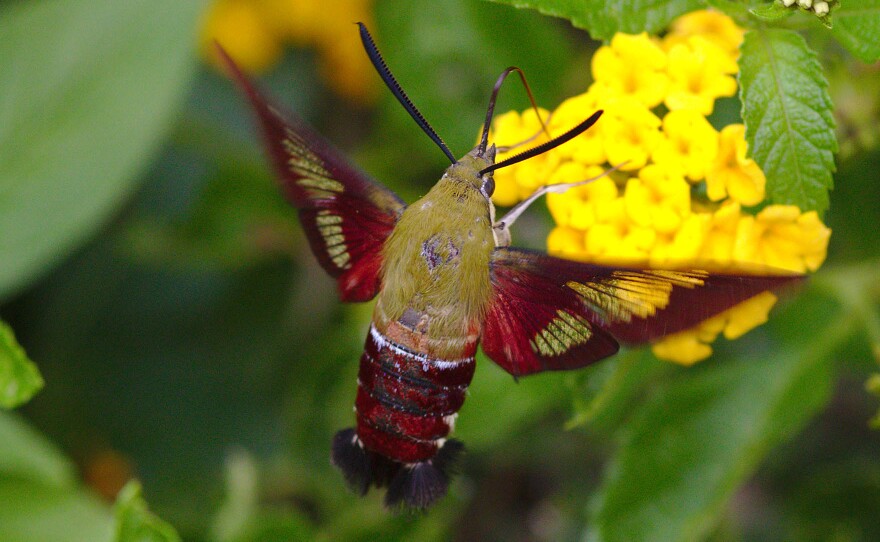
199,0,377,103
487,10,832,365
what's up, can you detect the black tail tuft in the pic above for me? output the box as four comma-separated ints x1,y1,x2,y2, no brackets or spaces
331,428,372,495
331,428,402,496
384,439,465,510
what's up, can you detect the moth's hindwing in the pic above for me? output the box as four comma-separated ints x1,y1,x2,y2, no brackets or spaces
482,247,802,376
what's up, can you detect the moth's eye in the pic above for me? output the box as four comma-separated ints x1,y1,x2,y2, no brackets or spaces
481,176,495,198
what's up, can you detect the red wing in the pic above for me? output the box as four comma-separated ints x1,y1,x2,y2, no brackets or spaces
218,46,405,302
481,248,802,376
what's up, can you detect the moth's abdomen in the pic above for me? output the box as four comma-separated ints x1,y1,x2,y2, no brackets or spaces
331,320,476,508
356,324,476,463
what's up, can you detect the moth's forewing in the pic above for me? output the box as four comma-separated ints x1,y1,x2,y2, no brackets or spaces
217,45,405,302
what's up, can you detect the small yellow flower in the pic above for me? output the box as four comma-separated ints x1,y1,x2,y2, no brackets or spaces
653,290,778,365
547,226,587,259
624,164,691,234
591,33,669,108
667,9,745,59
549,92,605,166
706,124,766,206
652,109,719,181
665,36,737,115
490,108,552,206
698,201,745,268
651,328,713,365
599,97,662,171
733,206,832,273
650,212,711,267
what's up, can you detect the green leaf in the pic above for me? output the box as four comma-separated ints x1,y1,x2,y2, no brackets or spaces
739,29,837,214
0,320,43,408
113,481,181,542
566,349,667,431
750,2,795,21
830,1,880,63
589,295,844,541
0,0,204,299
0,479,113,542
0,411,76,487
488,0,702,41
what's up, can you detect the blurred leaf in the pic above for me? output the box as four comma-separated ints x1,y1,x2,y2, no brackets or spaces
456,353,572,451
0,479,112,542
739,29,837,214
113,481,180,542
375,0,575,162
750,2,794,21
0,411,75,488
830,1,880,63
488,0,702,41
0,0,205,299
0,320,43,408
210,450,259,542
566,349,667,431
589,293,844,541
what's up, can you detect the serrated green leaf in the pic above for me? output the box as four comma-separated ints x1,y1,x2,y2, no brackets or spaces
0,320,43,408
739,29,836,214
750,2,794,21
588,295,844,542
0,479,112,542
0,0,204,300
830,1,880,63
489,0,702,41
113,481,181,542
0,411,76,487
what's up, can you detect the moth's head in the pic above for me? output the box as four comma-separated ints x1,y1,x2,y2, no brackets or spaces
446,144,497,199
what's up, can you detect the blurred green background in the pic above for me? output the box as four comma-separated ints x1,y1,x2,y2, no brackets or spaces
1,0,879,541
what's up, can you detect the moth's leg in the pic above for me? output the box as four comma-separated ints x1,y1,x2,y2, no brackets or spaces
492,162,627,247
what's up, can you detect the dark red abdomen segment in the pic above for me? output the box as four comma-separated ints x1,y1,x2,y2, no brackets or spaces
355,324,476,463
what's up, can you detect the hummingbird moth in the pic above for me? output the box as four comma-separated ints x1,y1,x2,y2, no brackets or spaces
219,23,800,510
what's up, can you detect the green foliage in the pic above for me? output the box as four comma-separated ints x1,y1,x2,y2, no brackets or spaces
0,321,43,408
831,1,880,62
739,29,837,213
490,0,703,41
0,0,204,299
113,481,181,542
589,295,843,541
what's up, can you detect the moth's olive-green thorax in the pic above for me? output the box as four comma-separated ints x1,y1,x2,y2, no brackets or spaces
376,145,499,357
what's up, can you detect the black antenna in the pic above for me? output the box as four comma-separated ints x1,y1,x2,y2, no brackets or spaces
357,22,456,164
479,110,603,176
478,67,550,156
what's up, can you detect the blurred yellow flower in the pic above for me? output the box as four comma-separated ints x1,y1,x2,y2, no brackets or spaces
200,0,377,103
706,124,766,206
200,0,283,74
667,9,745,58
484,9,832,365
